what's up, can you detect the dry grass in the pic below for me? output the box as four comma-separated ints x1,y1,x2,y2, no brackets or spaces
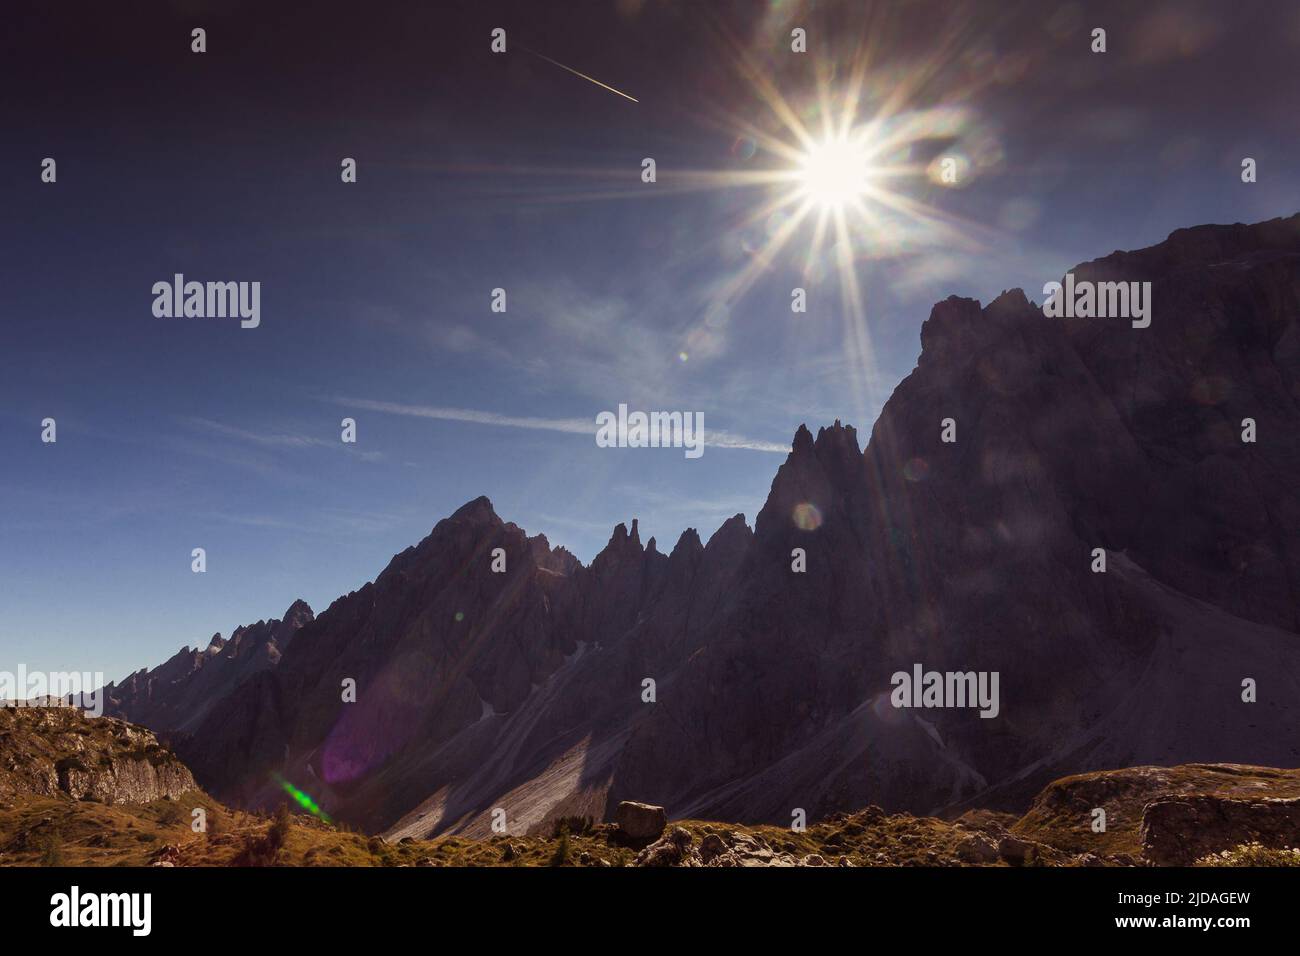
0,792,1025,867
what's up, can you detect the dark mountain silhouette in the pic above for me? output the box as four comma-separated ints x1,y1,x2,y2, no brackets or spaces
101,600,314,734
113,213,1300,837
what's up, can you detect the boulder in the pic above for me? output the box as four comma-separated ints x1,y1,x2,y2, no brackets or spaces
997,835,1036,866
614,801,667,841
1140,795,1300,866
956,834,999,864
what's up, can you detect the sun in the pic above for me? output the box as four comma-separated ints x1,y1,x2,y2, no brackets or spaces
796,135,872,210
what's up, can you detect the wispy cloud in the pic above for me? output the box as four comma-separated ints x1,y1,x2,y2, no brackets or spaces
178,416,385,462
622,486,758,517
329,396,790,453
705,431,790,454
210,507,407,536
179,416,335,449
334,398,593,435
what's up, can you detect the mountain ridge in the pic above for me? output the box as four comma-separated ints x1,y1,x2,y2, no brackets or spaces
105,212,1300,839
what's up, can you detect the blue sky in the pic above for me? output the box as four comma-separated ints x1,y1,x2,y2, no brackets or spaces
3,0,1298,681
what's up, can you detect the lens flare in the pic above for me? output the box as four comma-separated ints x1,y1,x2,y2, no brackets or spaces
274,774,331,823
903,457,930,482
792,502,823,531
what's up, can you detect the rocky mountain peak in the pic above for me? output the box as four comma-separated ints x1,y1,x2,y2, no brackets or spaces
918,295,986,366
670,527,704,559
754,419,865,543
704,513,753,556
283,599,314,623
791,422,815,455
548,546,580,576
813,419,863,474
597,519,645,564
528,532,581,576
986,287,1031,316
450,495,499,523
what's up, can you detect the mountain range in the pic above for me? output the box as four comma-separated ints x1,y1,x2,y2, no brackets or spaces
101,213,1300,839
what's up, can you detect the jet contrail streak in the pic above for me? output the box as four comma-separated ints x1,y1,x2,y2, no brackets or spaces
522,46,638,103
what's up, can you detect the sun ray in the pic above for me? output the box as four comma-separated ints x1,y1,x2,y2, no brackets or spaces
803,203,833,279
831,203,881,427
705,195,818,312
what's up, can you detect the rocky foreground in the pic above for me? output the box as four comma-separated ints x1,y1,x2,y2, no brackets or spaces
1,709,1296,867
0,707,195,806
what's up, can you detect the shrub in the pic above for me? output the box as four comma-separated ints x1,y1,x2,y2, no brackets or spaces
1196,842,1300,867
157,800,185,826
550,815,593,838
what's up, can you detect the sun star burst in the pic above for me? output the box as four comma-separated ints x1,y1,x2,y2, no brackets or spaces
796,135,873,210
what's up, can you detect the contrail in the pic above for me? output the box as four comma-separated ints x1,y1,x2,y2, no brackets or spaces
330,396,791,454
521,46,638,103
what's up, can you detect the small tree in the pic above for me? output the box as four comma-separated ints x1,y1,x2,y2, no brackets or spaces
233,803,293,866
549,823,571,867
39,830,65,867
266,802,292,855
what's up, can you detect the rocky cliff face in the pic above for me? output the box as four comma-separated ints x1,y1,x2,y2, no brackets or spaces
115,213,1300,838
0,707,195,804
614,213,1300,819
